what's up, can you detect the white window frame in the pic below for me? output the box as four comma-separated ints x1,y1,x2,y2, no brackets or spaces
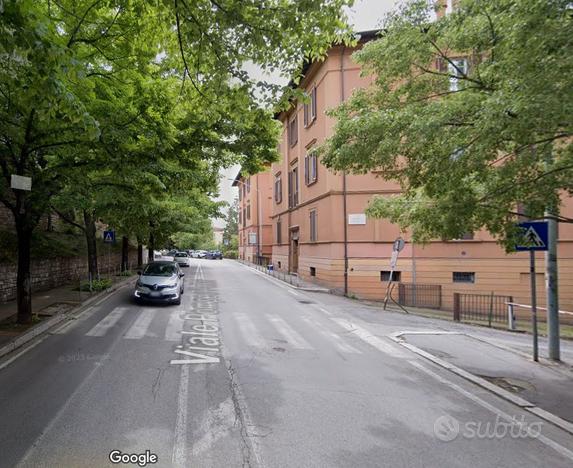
448,58,468,92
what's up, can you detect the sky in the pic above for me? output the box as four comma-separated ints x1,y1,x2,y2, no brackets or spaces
213,0,399,228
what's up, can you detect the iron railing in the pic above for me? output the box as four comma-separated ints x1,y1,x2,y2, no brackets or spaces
454,292,513,327
397,283,442,309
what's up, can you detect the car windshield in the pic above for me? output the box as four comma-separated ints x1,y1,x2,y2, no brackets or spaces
175,253,188,257
142,263,177,277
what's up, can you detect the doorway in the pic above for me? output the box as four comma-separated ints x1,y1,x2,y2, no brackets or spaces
290,228,299,274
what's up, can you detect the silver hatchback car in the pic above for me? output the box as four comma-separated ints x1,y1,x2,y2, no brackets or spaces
134,261,185,305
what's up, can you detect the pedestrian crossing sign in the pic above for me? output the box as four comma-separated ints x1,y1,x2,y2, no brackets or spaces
103,230,115,243
515,221,548,251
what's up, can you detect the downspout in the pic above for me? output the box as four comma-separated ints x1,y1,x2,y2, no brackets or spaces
341,45,349,296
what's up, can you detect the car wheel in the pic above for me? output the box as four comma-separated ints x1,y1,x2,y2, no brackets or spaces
174,297,181,305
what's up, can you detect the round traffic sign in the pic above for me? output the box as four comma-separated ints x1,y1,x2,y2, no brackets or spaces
393,237,405,252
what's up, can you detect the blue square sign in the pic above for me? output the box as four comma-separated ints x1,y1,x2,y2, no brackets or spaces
103,230,115,243
515,221,548,252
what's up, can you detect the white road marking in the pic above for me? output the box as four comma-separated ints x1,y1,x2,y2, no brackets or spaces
331,318,406,358
0,335,50,371
409,360,573,462
268,315,312,350
52,306,96,334
172,364,190,468
234,314,266,348
191,398,235,457
301,316,361,354
165,310,185,342
124,308,157,339
287,289,300,296
85,307,128,337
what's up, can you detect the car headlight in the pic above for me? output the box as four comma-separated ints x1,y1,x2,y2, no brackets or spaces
165,283,178,290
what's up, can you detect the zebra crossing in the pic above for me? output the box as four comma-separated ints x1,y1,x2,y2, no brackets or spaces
79,304,372,355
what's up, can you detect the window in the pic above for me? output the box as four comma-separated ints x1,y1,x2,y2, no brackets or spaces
445,0,453,15
310,267,316,277
274,173,282,204
246,204,250,220
309,209,317,242
303,86,317,127
288,115,298,147
238,210,242,224
288,166,299,208
276,219,282,244
449,58,468,91
242,208,246,226
381,271,401,282
453,272,475,283
246,177,251,193
305,150,318,185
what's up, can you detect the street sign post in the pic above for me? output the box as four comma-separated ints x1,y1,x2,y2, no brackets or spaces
515,221,549,362
383,237,405,310
103,230,116,243
10,174,32,191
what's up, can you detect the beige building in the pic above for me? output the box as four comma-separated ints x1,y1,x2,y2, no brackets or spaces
233,170,274,264
265,31,573,315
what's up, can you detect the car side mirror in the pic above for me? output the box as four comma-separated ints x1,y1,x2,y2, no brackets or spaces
137,271,142,275
179,272,185,277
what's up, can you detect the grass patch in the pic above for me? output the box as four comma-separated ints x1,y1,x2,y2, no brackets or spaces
116,270,134,277
0,315,43,332
75,278,113,292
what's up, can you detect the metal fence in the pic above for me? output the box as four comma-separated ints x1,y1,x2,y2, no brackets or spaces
397,283,442,309
454,292,513,327
238,259,302,288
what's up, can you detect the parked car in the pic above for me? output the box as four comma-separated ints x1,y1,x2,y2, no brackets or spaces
174,251,191,267
207,250,223,260
134,261,184,305
192,250,207,258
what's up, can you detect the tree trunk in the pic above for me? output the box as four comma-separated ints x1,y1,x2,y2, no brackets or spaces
121,236,129,272
137,238,143,267
83,210,99,282
16,222,33,324
148,232,155,263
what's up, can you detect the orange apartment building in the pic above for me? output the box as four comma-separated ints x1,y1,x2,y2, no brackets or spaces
252,30,573,314
233,171,274,264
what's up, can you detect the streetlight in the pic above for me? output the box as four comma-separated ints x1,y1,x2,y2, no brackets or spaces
229,177,263,265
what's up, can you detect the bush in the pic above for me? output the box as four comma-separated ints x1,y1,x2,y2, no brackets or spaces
116,270,134,277
76,278,112,292
223,250,238,259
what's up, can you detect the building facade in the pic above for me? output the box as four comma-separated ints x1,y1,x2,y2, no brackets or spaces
266,32,573,313
233,171,274,264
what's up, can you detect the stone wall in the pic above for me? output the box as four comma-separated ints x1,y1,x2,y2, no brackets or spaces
0,248,138,303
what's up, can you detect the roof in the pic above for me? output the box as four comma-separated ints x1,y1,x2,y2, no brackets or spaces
274,29,382,120
231,170,242,187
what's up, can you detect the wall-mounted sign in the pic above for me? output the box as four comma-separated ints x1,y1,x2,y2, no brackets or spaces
248,232,257,245
348,213,366,225
11,175,32,191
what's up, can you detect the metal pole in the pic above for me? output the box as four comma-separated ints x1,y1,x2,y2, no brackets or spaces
257,176,262,265
546,214,560,360
530,250,539,362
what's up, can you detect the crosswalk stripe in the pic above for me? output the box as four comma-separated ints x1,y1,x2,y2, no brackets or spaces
301,316,361,354
165,310,185,342
124,308,157,339
85,307,128,337
331,318,406,358
234,314,265,348
268,315,312,350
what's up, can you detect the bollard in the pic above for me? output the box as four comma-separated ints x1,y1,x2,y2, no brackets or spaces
507,299,516,331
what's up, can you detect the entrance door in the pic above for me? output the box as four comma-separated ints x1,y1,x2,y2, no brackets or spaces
290,229,299,274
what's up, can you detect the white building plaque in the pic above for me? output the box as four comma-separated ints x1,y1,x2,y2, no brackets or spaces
348,213,366,225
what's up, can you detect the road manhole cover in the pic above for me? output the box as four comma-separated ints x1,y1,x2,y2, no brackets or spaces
272,347,286,352
298,300,314,304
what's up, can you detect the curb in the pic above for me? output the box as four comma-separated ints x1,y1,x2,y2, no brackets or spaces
0,276,136,361
390,330,573,436
236,261,331,293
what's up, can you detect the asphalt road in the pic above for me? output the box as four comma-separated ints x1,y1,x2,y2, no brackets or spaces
1,259,572,468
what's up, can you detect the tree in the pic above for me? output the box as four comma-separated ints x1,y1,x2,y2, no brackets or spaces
223,198,239,246
322,0,573,249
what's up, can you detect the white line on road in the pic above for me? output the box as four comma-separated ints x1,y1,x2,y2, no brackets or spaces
301,316,361,354
165,310,185,342
123,308,157,339
234,314,266,348
409,360,573,462
331,318,406,358
85,307,128,337
268,315,312,350
172,364,190,468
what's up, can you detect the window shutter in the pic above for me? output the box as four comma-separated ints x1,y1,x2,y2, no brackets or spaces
303,103,308,127
311,87,317,120
304,155,309,185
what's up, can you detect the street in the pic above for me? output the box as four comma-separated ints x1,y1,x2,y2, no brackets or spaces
1,259,572,468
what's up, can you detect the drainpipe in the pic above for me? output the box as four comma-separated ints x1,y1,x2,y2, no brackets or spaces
341,45,349,296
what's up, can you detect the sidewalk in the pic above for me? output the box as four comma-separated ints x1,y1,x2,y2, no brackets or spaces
0,274,133,347
393,330,573,430
238,260,330,293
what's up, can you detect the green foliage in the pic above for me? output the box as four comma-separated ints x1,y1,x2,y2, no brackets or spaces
77,278,112,292
323,0,573,249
